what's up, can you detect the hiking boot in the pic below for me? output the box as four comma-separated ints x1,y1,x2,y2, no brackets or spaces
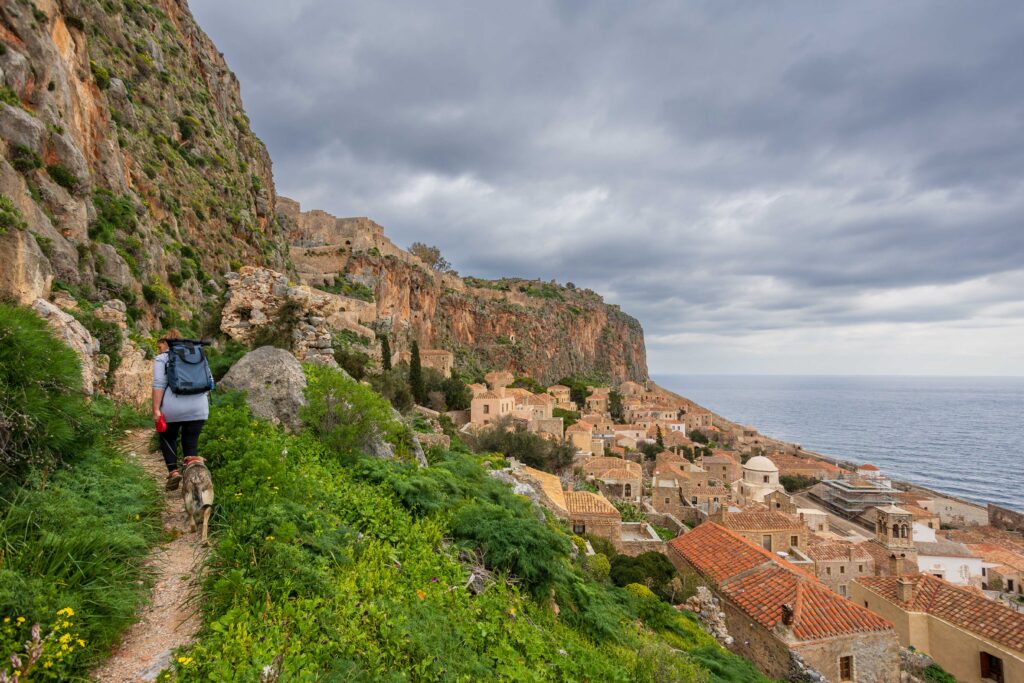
165,471,182,491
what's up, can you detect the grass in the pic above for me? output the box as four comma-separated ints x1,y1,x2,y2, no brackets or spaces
167,376,771,682
0,402,160,678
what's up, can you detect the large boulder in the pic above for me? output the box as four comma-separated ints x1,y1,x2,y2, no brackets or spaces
219,346,307,431
31,298,103,394
0,229,52,304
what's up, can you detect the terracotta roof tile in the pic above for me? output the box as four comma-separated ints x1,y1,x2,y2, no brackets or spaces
804,539,874,563
670,523,893,641
855,574,1024,651
565,491,621,517
719,510,804,532
967,544,1024,572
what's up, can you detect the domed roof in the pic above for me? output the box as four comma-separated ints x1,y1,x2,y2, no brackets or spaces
743,455,779,473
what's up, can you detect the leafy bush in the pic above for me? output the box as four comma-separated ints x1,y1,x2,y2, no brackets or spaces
71,306,123,381
10,144,42,173
441,375,471,410
367,366,414,412
45,164,78,192
89,189,135,243
331,337,372,380
205,339,247,382
301,364,407,463
249,299,302,351
0,85,20,107
610,552,681,603
584,552,611,581
780,474,819,492
553,406,579,427
89,61,110,90
472,418,574,472
0,304,87,478
321,275,375,302
0,194,27,234
922,664,959,683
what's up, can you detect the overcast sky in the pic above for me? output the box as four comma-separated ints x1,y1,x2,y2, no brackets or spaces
191,1,1024,376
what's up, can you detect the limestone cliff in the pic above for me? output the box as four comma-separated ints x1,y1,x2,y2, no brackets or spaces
279,198,648,384
0,0,287,329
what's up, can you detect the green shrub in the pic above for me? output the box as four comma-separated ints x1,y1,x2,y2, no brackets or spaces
90,61,110,90
142,278,172,305
0,304,88,478
780,474,819,493
331,338,372,380
45,164,78,192
0,85,21,107
367,366,414,412
89,189,135,243
584,552,611,581
70,306,123,381
610,552,681,603
922,664,959,683
472,418,574,472
301,364,407,463
441,375,472,410
10,144,42,173
249,299,302,351
206,339,247,382
0,195,27,233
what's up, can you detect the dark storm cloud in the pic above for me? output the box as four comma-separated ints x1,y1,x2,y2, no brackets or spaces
190,0,1024,373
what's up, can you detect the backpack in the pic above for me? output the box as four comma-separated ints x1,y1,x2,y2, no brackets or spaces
165,339,215,395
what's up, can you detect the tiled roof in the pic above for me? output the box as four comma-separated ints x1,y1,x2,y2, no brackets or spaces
805,539,874,563
719,510,804,532
967,544,1024,572
858,464,880,471
916,539,976,559
594,468,642,483
565,491,621,517
856,574,1024,651
565,422,592,433
516,466,566,515
670,523,893,641
528,393,556,405
583,456,639,472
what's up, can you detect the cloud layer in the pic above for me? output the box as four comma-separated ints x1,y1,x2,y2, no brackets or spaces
191,0,1024,375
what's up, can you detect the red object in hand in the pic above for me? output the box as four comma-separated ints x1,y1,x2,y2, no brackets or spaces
155,414,167,433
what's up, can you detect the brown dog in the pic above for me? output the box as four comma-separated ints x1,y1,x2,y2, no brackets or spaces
181,456,214,543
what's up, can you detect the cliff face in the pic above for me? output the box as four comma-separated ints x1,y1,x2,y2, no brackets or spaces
0,0,286,328
280,198,648,384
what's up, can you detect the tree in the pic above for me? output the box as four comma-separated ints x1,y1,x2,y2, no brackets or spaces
408,242,454,273
610,552,680,603
655,425,664,449
442,375,472,411
409,341,427,406
609,390,624,422
380,334,392,371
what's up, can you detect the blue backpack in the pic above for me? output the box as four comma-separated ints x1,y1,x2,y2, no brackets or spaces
165,339,215,395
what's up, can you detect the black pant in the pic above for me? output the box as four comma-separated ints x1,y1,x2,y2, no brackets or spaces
160,420,204,473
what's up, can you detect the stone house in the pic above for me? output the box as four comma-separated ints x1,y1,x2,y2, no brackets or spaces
710,508,808,556
565,421,594,453
611,424,646,442
804,540,876,597
618,380,645,396
701,450,741,485
968,544,1024,595
582,457,643,502
546,384,577,411
852,574,1024,683
584,390,610,414
669,523,900,682
470,389,514,426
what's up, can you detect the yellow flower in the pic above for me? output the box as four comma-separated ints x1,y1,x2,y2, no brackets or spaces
57,607,75,617
3,617,8,624
43,660,52,669
177,656,194,666
265,535,274,541
77,639,86,647
60,632,72,644
416,589,426,601
16,616,25,624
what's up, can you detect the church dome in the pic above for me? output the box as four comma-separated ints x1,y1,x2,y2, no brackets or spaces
743,455,778,473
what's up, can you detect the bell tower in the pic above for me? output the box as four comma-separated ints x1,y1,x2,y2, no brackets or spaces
873,505,918,574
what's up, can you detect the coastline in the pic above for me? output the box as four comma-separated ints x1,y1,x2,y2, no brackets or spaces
647,380,991,521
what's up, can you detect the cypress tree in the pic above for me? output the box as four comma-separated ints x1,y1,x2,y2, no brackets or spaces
656,425,664,449
380,334,392,371
409,340,426,405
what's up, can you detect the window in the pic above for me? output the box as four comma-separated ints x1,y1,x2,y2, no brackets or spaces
761,535,773,551
790,535,799,547
624,484,632,498
763,475,770,483
826,566,832,576
980,651,1004,683
840,565,846,574
839,585,847,597
1008,579,1016,592
664,497,670,504
691,497,697,505
572,522,586,534
483,404,490,414
839,655,853,681
858,564,864,573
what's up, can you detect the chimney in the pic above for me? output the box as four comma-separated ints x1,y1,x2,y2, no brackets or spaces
896,577,914,603
566,480,574,492
780,603,795,626
888,554,906,576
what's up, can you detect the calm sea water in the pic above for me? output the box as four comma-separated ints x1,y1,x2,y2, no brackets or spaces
654,375,1024,512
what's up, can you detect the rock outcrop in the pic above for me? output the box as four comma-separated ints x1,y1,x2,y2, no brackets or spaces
30,298,103,394
220,266,376,367
278,198,648,384
1,0,287,327
219,346,308,431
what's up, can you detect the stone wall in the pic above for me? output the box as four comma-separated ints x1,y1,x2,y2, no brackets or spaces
793,632,900,683
989,503,1024,533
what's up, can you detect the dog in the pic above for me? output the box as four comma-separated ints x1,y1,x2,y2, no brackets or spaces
181,456,214,543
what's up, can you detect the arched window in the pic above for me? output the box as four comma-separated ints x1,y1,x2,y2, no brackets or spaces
901,524,909,539
892,524,899,538
624,483,632,498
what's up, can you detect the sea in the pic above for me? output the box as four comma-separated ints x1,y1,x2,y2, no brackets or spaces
653,374,1024,513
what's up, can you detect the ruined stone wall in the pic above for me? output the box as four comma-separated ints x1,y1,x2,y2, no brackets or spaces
794,632,900,683
989,504,1024,533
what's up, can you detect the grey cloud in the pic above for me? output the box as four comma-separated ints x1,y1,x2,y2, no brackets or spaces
190,0,1024,373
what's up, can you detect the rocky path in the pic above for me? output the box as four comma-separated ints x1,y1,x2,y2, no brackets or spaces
91,430,207,682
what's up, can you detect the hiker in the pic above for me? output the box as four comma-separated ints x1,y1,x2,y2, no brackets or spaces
152,329,211,491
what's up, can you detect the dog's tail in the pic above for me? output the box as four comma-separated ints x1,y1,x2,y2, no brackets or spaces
192,487,214,510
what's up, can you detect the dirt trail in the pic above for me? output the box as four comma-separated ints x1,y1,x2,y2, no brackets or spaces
91,430,207,682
